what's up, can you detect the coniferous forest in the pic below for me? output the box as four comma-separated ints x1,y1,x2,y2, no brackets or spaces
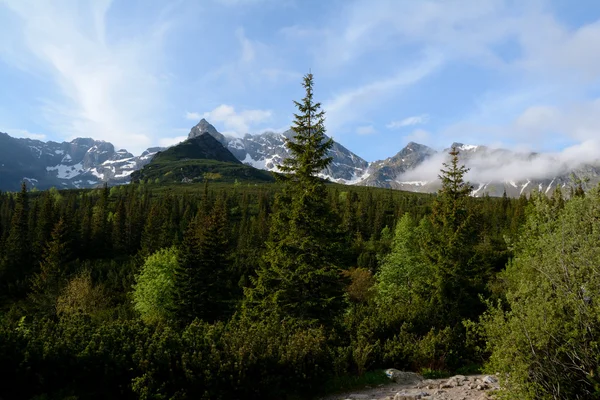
1,74,599,400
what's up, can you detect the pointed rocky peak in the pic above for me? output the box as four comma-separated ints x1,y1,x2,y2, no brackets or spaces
376,141,436,171
404,142,435,153
188,118,228,146
154,132,240,164
395,142,436,159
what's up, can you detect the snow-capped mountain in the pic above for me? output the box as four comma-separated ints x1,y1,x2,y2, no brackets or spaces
0,131,163,191
189,119,369,183
3,119,600,197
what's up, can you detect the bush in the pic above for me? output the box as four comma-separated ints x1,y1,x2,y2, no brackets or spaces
0,314,332,400
131,247,178,323
480,190,600,399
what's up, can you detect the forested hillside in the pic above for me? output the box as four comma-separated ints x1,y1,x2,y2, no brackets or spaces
1,73,598,400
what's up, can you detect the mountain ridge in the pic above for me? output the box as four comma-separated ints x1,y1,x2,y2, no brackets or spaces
2,121,600,197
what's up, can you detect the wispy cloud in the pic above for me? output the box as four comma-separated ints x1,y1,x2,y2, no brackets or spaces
158,136,187,147
313,0,525,71
387,114,430,129
203,27,286,91
0,0,173,155
202,104,272,137
185,112,202,121
356,125,376,135
2,128,46,141
325,51,443,132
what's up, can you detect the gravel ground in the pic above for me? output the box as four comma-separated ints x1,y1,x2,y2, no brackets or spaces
321,373,500,400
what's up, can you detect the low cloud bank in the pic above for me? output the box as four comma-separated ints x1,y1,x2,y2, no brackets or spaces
399,140,600,183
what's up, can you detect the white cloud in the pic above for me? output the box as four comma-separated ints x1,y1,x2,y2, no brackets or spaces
3,128,46,141
387,114,430,129
202,104,272,137
313,0,525,71
400,95,600,184
236,28,255,64
0,0,173,155
186,112,202,121
356,125,376,135
159,136,187,147
400,139,600,185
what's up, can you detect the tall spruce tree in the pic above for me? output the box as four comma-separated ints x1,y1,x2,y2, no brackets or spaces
244,72,344,325
425,146,485,324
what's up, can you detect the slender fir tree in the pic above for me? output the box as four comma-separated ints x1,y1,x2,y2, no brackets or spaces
244,73,344,326
425,146,485,324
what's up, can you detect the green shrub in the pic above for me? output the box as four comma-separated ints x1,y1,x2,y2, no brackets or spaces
480,190,600,399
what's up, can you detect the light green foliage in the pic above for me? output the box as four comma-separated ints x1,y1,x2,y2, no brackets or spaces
132,247,178,323
481,188,600,399
375,213,430,307
56,269,108,318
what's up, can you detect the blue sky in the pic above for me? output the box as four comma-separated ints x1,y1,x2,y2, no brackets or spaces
2,0,600,161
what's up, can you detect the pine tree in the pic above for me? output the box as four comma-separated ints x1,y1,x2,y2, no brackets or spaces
140,203,164,257
425,146,484,324
29,217,72,315
112,197,127,254
244,73,344,325
91,184,110,256
174,198,230,323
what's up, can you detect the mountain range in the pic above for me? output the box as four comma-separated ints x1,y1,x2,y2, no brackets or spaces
1,119,599,196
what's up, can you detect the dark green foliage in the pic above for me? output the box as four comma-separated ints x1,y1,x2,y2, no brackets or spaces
0,314,330,400
0,86,547,398
29,217,72,316
174,198,232,323
425,146,488,325
0,177,528,399
1,182,32,296
131,159,275,185
152,133,241,164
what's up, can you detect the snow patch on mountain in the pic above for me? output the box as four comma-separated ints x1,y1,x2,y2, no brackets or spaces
46,162,84,179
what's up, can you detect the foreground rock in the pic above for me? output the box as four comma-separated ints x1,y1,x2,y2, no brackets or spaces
321,373,500,400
